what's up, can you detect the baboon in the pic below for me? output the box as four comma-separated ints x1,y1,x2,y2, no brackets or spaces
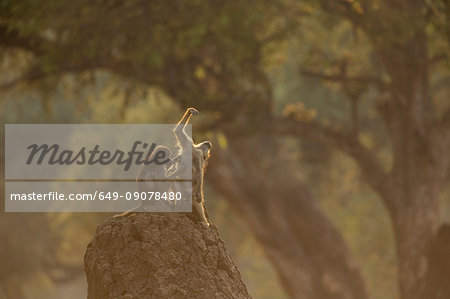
174,108,212,227
115,108,212,228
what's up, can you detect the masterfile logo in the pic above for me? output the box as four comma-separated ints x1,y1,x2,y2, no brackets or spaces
26,141,172,171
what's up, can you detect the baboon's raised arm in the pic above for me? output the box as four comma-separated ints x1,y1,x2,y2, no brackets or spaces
174,108,197,149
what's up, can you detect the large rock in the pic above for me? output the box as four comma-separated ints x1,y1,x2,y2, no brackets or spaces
84,213,251,299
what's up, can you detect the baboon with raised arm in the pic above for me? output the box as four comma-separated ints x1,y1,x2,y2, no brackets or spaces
115,108,212,227
174,108,212,227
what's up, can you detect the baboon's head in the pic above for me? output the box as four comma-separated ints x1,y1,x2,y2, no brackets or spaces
197,141,212,161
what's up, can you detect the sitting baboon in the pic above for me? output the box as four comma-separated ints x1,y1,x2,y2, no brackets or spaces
174,108,212,227
115,108,212,228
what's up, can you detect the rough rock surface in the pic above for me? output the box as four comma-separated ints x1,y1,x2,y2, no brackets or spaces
84,213,251,299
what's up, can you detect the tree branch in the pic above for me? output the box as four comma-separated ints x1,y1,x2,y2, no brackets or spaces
0,67,45,91
0,61,107,92
0,25,45,55
300,68,387,89
273,117,392,205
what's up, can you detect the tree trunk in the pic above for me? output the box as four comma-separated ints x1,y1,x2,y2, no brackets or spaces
388,189,439,299
385,138,448,299
208,135,369,299
84,213,251,299
421,224,450,298
377,27,450,298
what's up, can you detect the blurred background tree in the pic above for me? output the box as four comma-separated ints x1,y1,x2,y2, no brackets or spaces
0,0,449,298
